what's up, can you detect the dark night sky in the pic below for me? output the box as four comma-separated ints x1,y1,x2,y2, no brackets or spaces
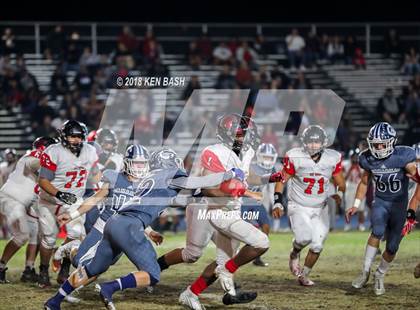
2,1,420,23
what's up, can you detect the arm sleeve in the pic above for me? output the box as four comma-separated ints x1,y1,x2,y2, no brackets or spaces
332,154,343,176
39,167,55,181
170,172,228,190
200,149,226,172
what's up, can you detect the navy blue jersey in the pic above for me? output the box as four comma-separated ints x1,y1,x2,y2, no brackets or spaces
359,146,416,201
99,170,138,221
117,167,188,227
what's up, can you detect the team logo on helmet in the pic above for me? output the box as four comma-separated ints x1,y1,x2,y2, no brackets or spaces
256,143,278,170
124,144,150,179
367,122,397,159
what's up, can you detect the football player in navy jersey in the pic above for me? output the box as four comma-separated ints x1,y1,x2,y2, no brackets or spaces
346,122,419,295
44,148,245,310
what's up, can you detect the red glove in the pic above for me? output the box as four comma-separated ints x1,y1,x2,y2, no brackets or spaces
220,179,246,197
402,219,418,236
269,171,285,183
402,209,418,236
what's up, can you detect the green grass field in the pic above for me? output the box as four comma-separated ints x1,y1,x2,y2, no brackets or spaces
0,231,419,310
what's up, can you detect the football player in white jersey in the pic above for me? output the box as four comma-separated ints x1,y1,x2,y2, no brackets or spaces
176,114,284,309
343,149,366,231
0,148,18,187
273,125,346,286
37,120,101,287
0,136,56,283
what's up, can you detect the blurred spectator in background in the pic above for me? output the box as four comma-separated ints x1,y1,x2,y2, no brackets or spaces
344,35,357,65
376,88,403,123
2,68,23,110
401,47,420,75
46,25,66,59
254,35,269,56
117,26,139,54
1,28,16,55
319,33,329,62
353,47,366,69
327,35,344,64
142,29,163,67
197,34,212,64
0,148,18,187
73,65,93,98
35,115,56,137
188,41,201,69
213,42,233,65
147,58,169,78
50,64,69,99
79,46,101,74
305,30,320,68
292,71,312,89
32,95,56,130
215,65,236,89
236,41,258,69
65,31,82,71
285,28,305,70
261,124,279,151
19,67,39,93
235,61,253,88
384,29,401,57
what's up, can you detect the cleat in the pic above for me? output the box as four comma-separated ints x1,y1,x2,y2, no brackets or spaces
95,283,116,310
21,267,38,283
215,264,235,296
373,270,385,296
358,224,366,232
298,274,315,286
414,263,420,279
57,258,71,284
38,265,51,288
352,270,370,289
0,267,9,284
179,286,205,310
289,250,301,276
44,298,61,310
253,257,268,267
222,291,257,305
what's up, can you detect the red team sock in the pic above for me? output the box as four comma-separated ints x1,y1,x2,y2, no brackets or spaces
225,259,239,273
190,276,208,296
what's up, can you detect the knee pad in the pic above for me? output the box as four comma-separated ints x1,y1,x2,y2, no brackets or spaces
309,243,324,254
181,244,204,263
41,234,56,249
251,231,270,249
12,231,30,247
371,227,385,240
66,220,86,240
294,236,311,248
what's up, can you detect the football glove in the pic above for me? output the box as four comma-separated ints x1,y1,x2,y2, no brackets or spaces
402,209,418,236
55,191,77,205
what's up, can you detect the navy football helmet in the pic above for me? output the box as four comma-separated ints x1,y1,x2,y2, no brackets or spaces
124,144,150,178
301,125,328,156
149,148,184,170
413,142,420,160
256,143,278,170
367,122,397,159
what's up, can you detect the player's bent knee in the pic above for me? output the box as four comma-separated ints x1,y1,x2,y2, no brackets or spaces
181,245,203,263
12,231,30,247
252,233,270,250
41,234,56,249
295,236,311,248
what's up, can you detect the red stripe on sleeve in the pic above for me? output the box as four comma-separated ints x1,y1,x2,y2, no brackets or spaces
201,149,226,172
40,152,57,172
333,155,343,176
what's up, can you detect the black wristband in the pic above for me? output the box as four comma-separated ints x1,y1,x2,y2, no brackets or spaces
407,209,416,220
274,192,283,204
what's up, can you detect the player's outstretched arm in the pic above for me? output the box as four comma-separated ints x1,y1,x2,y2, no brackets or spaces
345,170,371,223
272,172,292,218
57,183,110,226
405,162,420,183
170,171,233,190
